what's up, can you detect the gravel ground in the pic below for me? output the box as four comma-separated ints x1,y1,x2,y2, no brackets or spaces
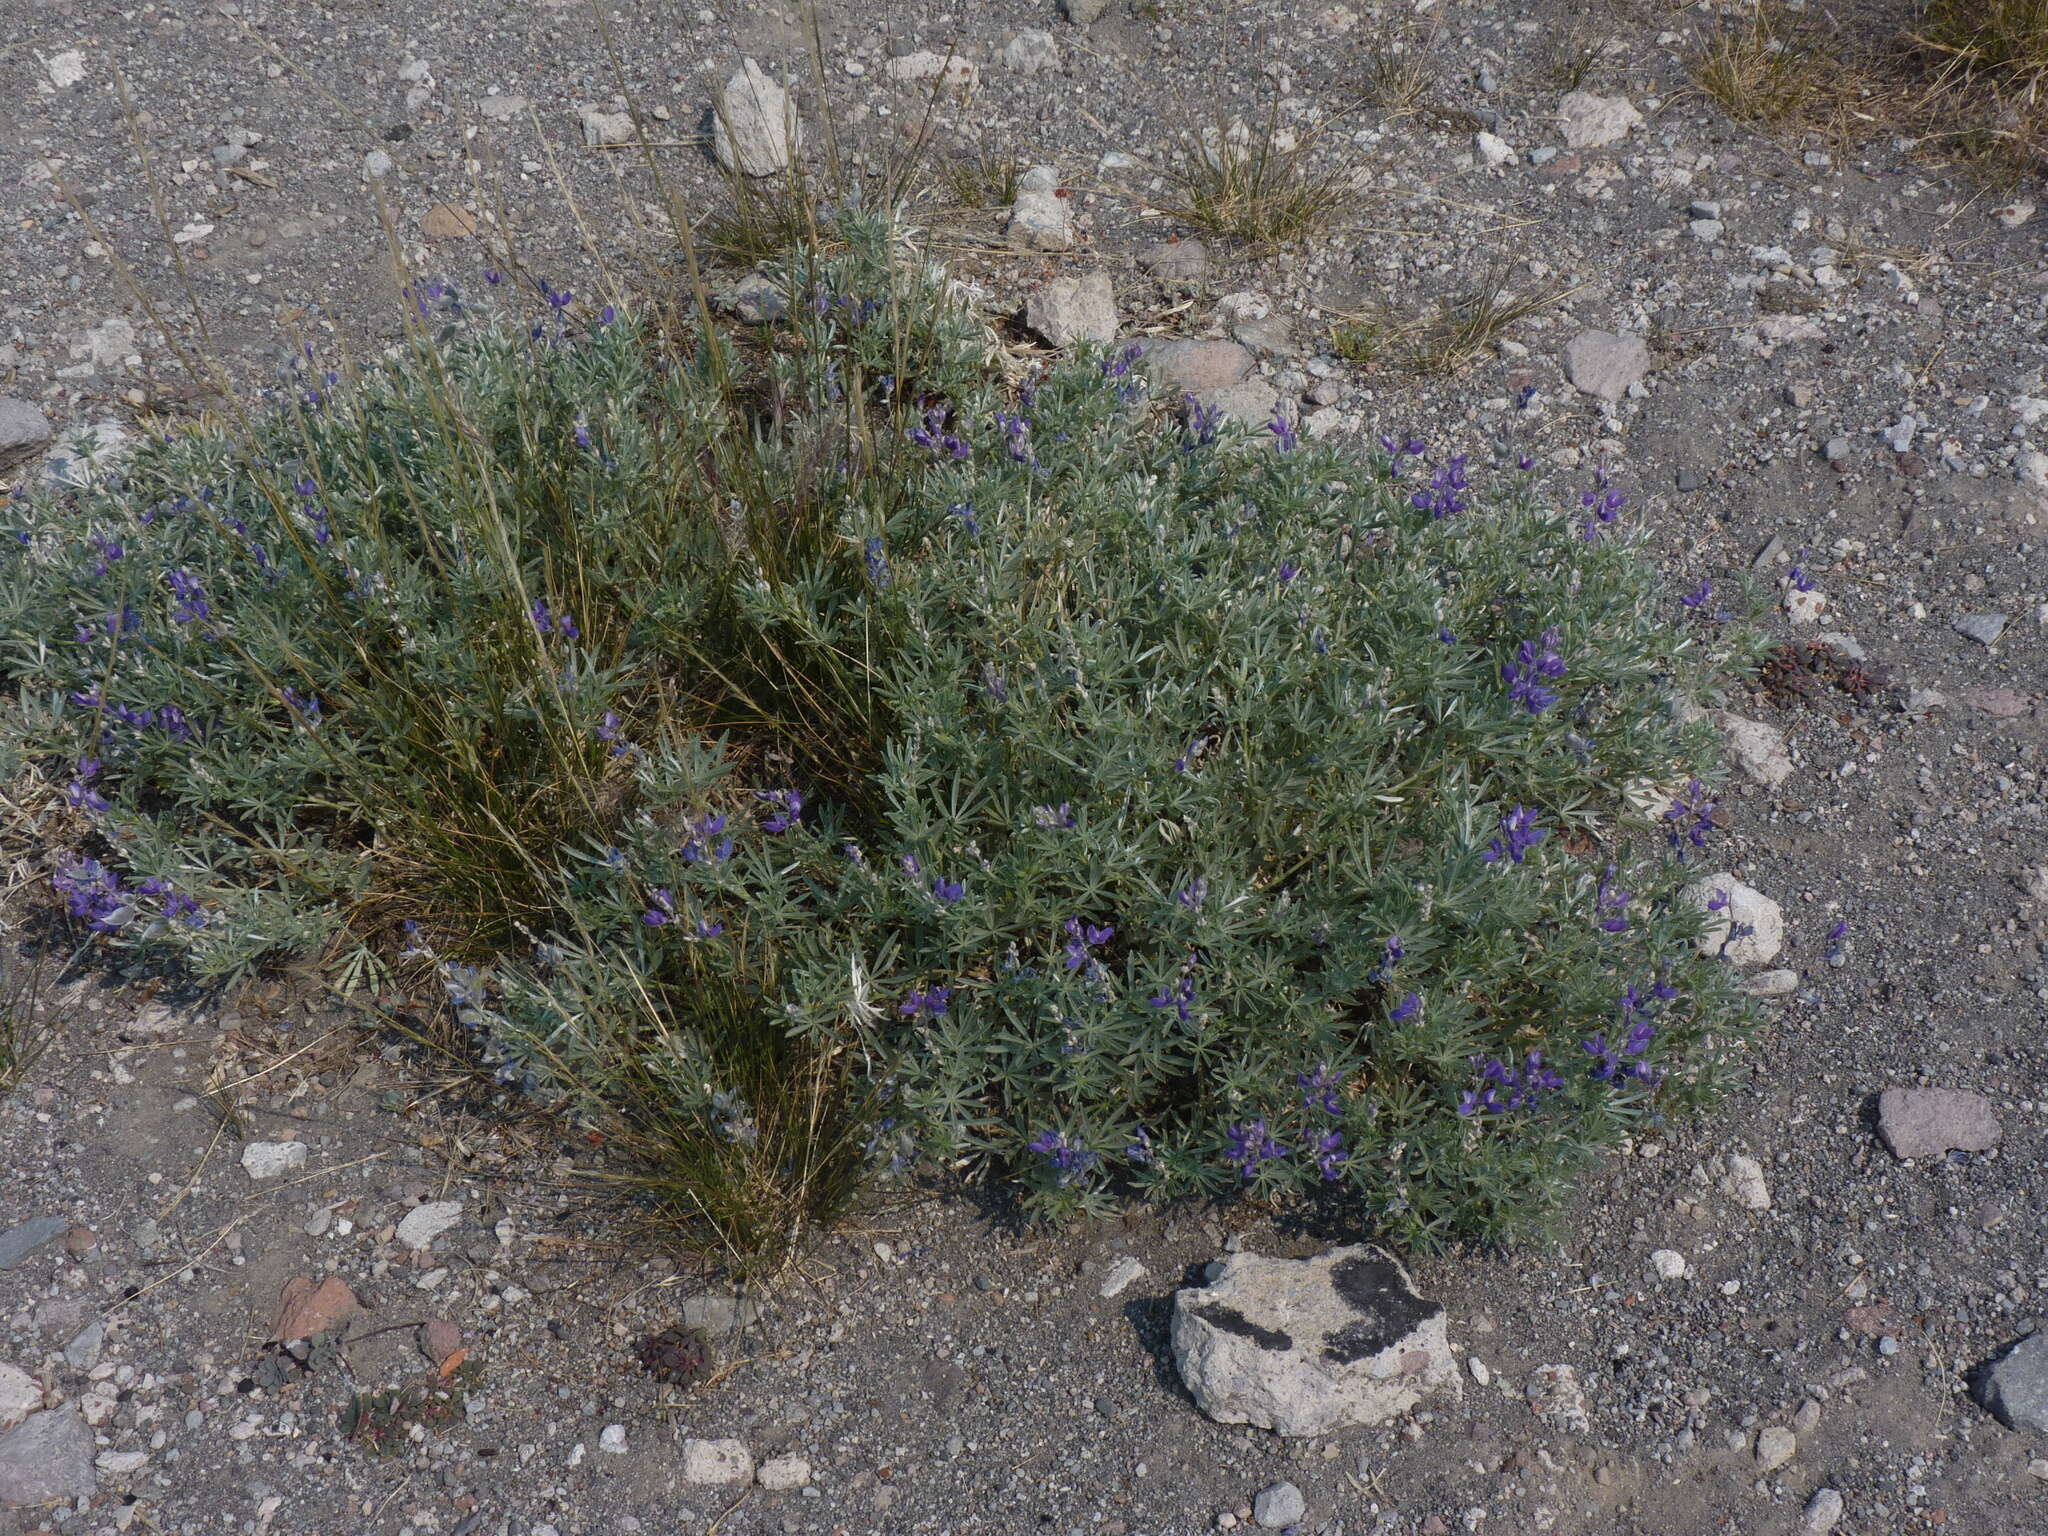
3,2,2047,1534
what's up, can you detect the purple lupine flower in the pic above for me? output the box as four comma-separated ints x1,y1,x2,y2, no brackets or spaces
1482,806,1546,865
1680,579,1712,609
1516,452,1537,470
1463,1049,1564,1114
1224,1120,1287,1179
1437,626,1458,645
900,853,922,879
1027,1130,1097,1186
995,410,1036,466
1378,432,1428,478
1582,1032,1621,1080
864,536,890,588
1184,395,1225,448
1410,454,1469,519
949,500,980,537
642,888,675,926
1268,410,1299,452
1788,564,1815,593
757,788,803,834
899,986,952,1020
1101,343,1143,381
1501,626,1566,714
1297,1065,1343,1116
1595,865,1632,933
52,857,128,930
1580,465,1626,541
65,758,110,814
1124,1127,1155,1165
1309,1129,1348,1181
1391,990,1422,1022
1373,934,1405,980
693,918,724,939
1663,779,1715,856
1148,974,1197,1024
530,600,553,634
281,686,321,720
1175,876,1209,911
931,876,966,905
573,419,592,451
1276,561,1301,585
166,569,209,624
1032,802,1075,829
598,304,616,326
89,533,124,576
680,812,732,864
484,268,502,286
1062,918,1113,971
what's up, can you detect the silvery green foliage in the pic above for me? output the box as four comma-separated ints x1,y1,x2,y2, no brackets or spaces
0,221,1752,1246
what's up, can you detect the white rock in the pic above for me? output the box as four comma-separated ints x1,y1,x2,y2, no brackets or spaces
1745,969,1799,997
1714,712,1792,787
0,398,53,475
884,50,976,88
1558,91,1643,149
1098,1255,1147,1299
2016,448,2048,493
1007,188,1073,252
1253,1481,1307,1529
1650,1249,1690,1281
598,1424,627,1454
681,1437,754,1485
1783,587,1828,625
44,50,87,90
1683,873,1783,966
1720,1153,1773,1211
1468,1357,1492,1387
0,1364,41,1431
1171,1245,1457,1437
1026,271,1117,347
1562,330,1650,402
1474,132,1516,166
1801,1488,1845,1533
93,1449,148,1476
478,94,530,121
1994,198,2035,229
363,149,395,179
240,1142,307,1181
757,1454,812,1489
76,318,137,371
713,60,799,178
1001,29,1061,74
1755,1424,1797,1471
395,1200,464,1251
577,106,635,147
1527,1363,1590,1433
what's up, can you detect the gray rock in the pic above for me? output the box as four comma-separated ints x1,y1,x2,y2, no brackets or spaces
0,1407,97,1506
1802,1488,1845,1533
1973,1332,2048,1433
61,1320,104,1372
1682,874,1784,966
680,1437,754,1484
1952,612,2008,646
0,399,53,476
1756,1424,1797,1471
0,1365,39,1431
1824,435,1852,462
0,1217,69,1272
395,1200,464,1251
1138,238,1211,283
1253,1481,1306,1528
577,105,635,147
1689,219,1724,243
1006,185,1073,252
1026,271,1118,348
241,1141,307,1180
713,60,798,178
681,1290,759,1340
1877,1088,2002,1160
1061,0,1112,23
1528,1363,1590,1433
1715,712,1793,787
758,1454,811,1489
1201,378,1282,425
1558,91,1643,148
1563,330,1650,402
1170,1245,1457,1436
1128,337,1255,395
478,94,530,121
1719,1152,1773,1211
720,273,788,324
1001,29,1061,74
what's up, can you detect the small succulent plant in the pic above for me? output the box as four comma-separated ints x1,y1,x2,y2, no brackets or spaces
635,1324,713,1387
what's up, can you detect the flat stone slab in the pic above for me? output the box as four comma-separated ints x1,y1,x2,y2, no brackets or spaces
1877,1088,2001,1160
1972,1331,2048,1433
0,1217,69,1272
1171,1244,1456,1436
0,1407,97,1507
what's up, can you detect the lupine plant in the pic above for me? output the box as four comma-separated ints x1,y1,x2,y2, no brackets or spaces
0,214,1757,1258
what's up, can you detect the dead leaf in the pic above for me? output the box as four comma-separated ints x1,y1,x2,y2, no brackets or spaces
270,1274,360,1342
419,1318,464,1369
420,202,478,240
437,1346,469,1380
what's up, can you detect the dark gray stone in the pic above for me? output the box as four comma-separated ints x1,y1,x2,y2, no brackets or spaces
0,1407,97,1506
0,399,53,476
0,1217,69,1272
1972,1332,2048,1433
1953,613,2008,646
